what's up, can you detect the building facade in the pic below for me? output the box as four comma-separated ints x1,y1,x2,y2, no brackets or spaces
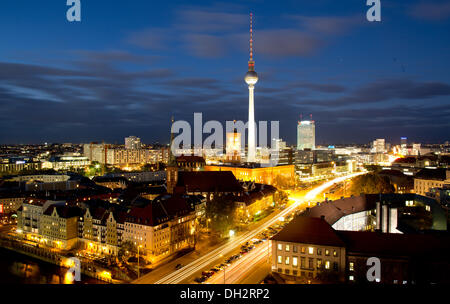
297,120,315,150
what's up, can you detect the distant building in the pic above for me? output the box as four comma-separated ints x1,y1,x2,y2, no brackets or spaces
372,139,385,153
104,170,166,183
176,155,205,171
414,168,450,196
125,136,142,150
204,164,295,188
92,176,128,190
41,155,90,171
297,120,315,150
225,130,242,163
83,143,168,166
0,194,25,213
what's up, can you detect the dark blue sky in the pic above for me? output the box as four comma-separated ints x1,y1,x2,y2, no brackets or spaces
0,0,449,145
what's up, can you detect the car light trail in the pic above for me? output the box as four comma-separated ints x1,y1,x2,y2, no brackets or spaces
153,172,365,284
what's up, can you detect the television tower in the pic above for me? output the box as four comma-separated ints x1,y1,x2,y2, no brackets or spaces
245,12,258,163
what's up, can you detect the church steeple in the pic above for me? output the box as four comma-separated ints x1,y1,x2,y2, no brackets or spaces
168,116,177,167
166,116,178,194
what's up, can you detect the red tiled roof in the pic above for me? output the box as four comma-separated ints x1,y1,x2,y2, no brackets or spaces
44,205,81,218
176,171,243,193
271,216,345,247
127,194,193,226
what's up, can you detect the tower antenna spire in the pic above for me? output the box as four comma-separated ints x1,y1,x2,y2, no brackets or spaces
248,12,255,71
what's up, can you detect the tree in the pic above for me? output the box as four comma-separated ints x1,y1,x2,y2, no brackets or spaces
205,195,237,234
118,241,137,262
349,173,394,195
273,175,293,190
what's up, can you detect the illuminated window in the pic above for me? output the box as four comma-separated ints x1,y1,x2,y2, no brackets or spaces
277,243,282,251
317,259,322,269
325,249,330,256
349,262,354,271
285,256,290,265
301,247,306,254
349,275,354,281
308,247,314,254
293,257,298,267
278,256,282,264
285,244,290,252
325,261,330,269
333,250,338,257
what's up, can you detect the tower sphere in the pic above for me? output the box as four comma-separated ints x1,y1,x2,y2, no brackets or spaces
245,70,258,85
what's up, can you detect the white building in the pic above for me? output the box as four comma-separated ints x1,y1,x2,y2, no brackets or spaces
372,139,386,153
125,136,142,150
297,121,316,150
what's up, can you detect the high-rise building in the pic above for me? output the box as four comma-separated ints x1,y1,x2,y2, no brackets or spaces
226,128,242,163
372,139,386,153
125,136,141,150
400,137,408,155
297,120,316,150
245,13,258,163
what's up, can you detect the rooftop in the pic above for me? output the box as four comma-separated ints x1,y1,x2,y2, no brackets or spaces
271,216,345,247
176,171,243,193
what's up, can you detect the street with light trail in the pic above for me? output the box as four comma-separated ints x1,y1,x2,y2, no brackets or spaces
137,172,365,284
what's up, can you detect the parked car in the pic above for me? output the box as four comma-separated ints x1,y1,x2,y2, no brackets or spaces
194,276,206,283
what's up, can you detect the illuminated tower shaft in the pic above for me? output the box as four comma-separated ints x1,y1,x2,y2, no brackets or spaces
247,84,256,162
245,13,258,163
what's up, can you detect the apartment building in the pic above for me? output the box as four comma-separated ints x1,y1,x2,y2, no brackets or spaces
271,216,346,283
40,204,81,250
414,168,450,196
79,205,126,256
123,194,196,263
271,216,450,284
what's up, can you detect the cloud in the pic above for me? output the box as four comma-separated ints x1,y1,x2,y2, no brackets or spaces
286,81,346,93
289,15,364,35
182,34,228,58
126,28,173,50
255,30,324,57
126,10,362,59
408,2,450,21
304,78,450,107
176,10,247,32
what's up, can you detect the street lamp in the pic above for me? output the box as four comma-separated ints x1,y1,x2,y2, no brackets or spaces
137,244,143,279
223,264,228,284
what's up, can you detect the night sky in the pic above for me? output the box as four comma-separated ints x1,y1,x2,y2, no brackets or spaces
0,0,449,145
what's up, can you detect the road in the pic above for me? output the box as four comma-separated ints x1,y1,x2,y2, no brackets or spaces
207,242,271,284
149,172,365,284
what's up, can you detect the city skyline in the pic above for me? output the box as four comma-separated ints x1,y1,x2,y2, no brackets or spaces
1,1,449,145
